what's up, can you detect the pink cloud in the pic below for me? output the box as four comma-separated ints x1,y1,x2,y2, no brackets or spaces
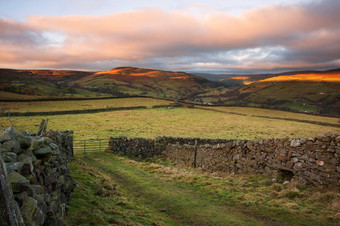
0,0,340,71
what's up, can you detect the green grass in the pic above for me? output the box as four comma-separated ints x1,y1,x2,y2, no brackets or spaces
0,97,174,113
201,106,340,124
1,99,339,224
233,81,340,114
1,107,339,140
67,157,176,225
0,79,109,100
67,152,340,225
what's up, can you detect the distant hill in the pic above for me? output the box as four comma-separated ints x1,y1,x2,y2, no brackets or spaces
0,69,102,99
193,68,340,84
223,70,340,116
0,67,218,101
1,66,339,116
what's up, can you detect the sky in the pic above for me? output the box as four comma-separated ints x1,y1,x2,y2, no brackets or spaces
0,0,340,73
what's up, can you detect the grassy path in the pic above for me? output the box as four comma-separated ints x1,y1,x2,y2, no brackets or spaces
67,152,267,225
67,152,340,226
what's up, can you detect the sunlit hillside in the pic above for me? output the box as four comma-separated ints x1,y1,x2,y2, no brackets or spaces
74,67,217,100
260,73,340,82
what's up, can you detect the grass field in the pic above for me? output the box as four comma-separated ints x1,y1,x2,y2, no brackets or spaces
1,105,339,140
227,81,340,115
200,106,340,125
0,97,174,113
1,98,340,225
66,152,340,225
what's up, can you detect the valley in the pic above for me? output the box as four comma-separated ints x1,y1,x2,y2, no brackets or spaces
1,67,339,116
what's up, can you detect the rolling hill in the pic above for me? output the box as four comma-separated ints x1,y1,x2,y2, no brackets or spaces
0,67,218,101
222,70,340,116
73,67,217,100
194,68,340,84
1,66,339,116
0,69,100,99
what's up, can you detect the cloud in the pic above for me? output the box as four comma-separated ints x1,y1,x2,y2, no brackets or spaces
0,0,340,71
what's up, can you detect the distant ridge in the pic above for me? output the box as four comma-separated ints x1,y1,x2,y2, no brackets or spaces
0,67,217,101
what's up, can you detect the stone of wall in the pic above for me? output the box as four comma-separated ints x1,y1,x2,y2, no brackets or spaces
0,128,75,225
107,133,340,187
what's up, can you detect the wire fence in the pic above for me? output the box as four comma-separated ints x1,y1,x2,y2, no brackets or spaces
73,138,109,155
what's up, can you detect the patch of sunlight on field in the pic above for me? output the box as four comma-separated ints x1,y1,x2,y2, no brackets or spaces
1,108,339,140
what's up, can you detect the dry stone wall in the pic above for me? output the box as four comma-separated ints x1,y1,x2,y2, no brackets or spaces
0,128,75,226
107,133,340,187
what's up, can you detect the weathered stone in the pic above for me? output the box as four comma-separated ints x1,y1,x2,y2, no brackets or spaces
291,157,299,163
2,152,17,163
16,134,32,149
326,132,333,137
286,161,293,168
60,165,67,175
18,151,37,163
29,137,52,151
232,154,240,161
21,197,45,226
335,136,340,142
2,140,20,153
14,191,28,207
8,171,29,193
27,185,45,196
317,133,326,139
1,129,74,226
290,139,301,147
5,162,23,174
0,134,12,143
33,146,52,156
19,158,33,176
316,160,324,166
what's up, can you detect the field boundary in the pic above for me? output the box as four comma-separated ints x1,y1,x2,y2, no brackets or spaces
107,134,340,187
0,104,181,117
0,95,175,102
1,95,339,117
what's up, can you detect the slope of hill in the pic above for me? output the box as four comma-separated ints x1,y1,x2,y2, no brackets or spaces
194,68,340,84
0,67,218,101
73,67,217,100
0,69,104,99
223,71,340,116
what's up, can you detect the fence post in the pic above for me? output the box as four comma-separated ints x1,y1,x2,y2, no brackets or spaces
193,139,197,168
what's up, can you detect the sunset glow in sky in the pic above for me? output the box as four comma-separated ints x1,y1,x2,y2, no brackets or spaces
1,0,340,73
